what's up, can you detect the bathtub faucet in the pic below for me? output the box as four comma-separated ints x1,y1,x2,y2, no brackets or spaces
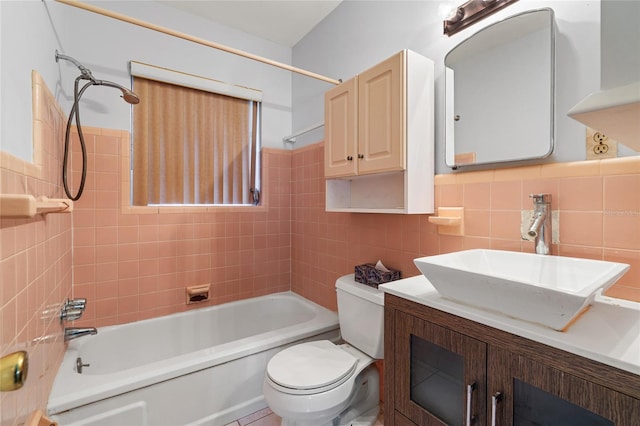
64,327,97,341
527,194,552,255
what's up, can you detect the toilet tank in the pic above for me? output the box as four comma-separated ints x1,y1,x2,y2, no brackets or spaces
335,274,385,359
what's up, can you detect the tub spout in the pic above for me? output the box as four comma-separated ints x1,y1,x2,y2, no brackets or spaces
64,327,97,341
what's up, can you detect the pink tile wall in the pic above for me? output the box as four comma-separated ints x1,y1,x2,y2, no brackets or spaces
291,142,640,310
0,73,72,425
70,128,291,328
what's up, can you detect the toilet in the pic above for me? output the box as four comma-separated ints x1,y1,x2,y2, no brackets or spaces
263,274,384,426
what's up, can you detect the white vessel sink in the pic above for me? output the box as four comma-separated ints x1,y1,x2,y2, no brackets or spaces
414,249,630,330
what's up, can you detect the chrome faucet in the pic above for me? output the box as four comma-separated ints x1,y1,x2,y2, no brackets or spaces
527,194,552,255
64,327,97,341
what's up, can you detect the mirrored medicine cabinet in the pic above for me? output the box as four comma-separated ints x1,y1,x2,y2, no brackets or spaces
445,8,555,169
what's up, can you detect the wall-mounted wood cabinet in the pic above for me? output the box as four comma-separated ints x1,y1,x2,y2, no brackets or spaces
385,294,640,426
324,50,434,214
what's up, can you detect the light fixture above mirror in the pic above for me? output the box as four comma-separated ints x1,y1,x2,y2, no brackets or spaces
444,0,519,36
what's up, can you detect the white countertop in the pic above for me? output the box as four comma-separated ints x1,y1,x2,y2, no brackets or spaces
380,275,640,376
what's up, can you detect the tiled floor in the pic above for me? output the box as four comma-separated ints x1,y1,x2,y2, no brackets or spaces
225,407,280,426
226,405,385,426
227,408,280,426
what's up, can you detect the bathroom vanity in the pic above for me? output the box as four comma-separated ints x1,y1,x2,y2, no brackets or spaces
381,276,640,426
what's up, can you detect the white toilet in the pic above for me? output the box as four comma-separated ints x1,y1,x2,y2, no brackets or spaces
263,274,384,426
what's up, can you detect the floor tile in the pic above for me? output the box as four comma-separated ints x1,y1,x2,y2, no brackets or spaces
245,412,281,426
239,407,282,426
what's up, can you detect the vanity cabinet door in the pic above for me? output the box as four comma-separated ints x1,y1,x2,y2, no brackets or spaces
395,311,487,426
489,346,640,426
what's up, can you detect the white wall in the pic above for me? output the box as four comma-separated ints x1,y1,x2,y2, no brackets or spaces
4,1,631,171
291,0,603,174
0,0,294,163
601,0,640,89
0,0,64,162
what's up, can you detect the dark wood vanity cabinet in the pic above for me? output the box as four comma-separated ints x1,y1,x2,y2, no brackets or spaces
384,294,640,426
394,310,487,425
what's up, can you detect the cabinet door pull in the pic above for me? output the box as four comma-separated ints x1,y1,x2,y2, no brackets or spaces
346,156,353,161
491,392,503,426
357,153,364,159
466,382,477,426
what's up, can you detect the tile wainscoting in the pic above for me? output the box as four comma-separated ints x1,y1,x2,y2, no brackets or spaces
291,142,639,309
0,72,72,425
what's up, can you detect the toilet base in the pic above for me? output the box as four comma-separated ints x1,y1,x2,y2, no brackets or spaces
333,404,379,426
281,405,379,426
342,405,380,426
278,364,380,426
332,365,380,426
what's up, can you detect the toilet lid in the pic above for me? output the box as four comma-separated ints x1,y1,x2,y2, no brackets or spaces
266,340,357,392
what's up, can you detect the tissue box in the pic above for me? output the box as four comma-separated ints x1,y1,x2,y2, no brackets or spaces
354,263,401,288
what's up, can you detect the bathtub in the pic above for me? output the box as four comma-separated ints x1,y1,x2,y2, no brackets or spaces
47,292,340,426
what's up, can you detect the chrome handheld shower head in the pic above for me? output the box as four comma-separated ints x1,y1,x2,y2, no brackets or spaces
57,50,141,201
55,50,140,104
122,89,140,105
93,80,140,104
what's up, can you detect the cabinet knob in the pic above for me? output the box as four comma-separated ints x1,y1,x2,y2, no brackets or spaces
346,156,353,161
357,154,364,159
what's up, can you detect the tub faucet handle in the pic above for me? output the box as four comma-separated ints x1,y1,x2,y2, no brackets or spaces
66,298,87,311
61,298,87,322
60,308,84,322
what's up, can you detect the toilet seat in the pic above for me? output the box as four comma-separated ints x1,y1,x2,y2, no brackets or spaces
266,340,357,395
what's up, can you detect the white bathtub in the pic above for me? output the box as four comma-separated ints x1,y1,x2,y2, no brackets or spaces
47,292,340,426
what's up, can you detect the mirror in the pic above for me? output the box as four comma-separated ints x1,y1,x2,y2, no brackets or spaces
445,8,555,168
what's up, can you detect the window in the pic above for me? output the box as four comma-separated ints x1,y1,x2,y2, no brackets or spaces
130,62,261,206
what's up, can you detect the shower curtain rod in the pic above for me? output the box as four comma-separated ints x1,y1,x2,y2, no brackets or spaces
54,0,342,86
283,122,324,143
